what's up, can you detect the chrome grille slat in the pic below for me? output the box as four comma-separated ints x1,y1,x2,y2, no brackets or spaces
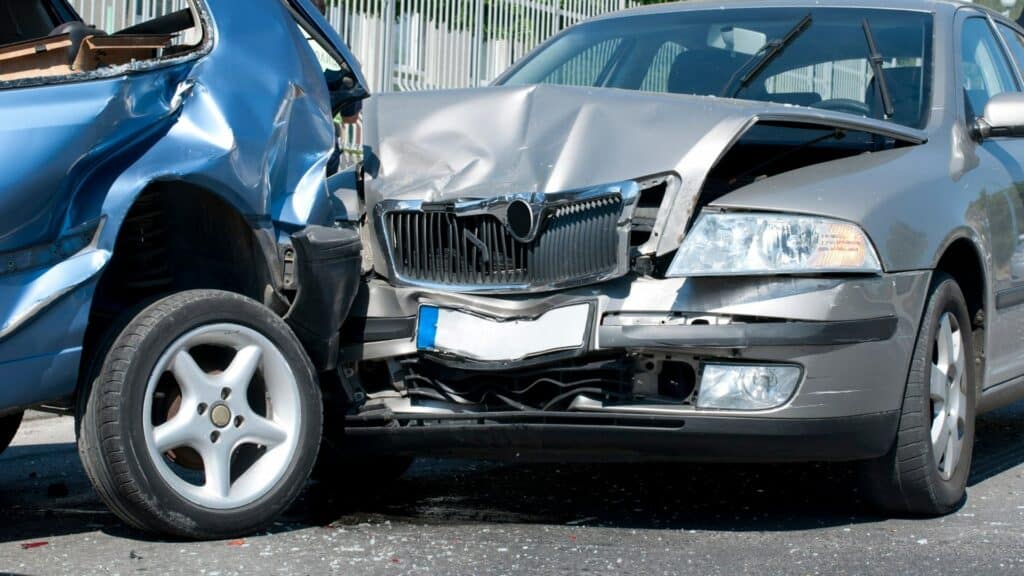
384,196,622,289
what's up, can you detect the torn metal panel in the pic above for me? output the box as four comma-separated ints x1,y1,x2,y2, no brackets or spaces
0,0,369,410
362,84,925,264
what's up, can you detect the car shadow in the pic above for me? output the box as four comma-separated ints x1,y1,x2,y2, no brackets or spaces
299,401,1024,532
968,401,1024,487
1,401,1022,543
0,441,121,544
296,459,877,532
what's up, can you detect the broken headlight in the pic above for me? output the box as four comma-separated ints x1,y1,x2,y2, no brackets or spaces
666,212,881,277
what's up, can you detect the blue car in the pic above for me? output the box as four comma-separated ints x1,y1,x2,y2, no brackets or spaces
0,0,367,537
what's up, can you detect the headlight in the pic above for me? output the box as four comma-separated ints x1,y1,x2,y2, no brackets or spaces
697,364,802,410
666,212,882,277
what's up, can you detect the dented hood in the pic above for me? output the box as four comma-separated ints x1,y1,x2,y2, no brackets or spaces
362,84,926,254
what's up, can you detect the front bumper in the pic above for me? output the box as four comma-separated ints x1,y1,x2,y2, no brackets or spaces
343,410,900,463
341,271,931,420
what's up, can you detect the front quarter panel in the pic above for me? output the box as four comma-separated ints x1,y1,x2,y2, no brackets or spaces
710,136,976,275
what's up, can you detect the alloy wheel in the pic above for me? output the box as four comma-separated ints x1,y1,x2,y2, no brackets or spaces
142,323,302,509
930,312,968,481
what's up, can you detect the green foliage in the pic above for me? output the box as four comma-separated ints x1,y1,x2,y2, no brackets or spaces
972,0,1024,20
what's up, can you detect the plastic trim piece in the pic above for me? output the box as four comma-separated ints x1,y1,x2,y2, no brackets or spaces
996,285,1024,310
285,225,362,370
598,316,898,350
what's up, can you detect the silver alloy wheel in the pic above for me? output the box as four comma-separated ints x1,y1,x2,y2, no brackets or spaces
930,312,968,481
142,324,301,509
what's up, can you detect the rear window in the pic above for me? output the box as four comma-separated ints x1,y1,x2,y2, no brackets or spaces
501,8,934,129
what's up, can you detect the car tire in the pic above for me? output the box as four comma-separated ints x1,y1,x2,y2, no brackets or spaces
0,411,24,455
860,272,976,516
75,298,162,440
77,290,323,539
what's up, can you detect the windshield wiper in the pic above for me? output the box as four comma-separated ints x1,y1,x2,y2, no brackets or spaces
862,18,895,119
723,12,813,98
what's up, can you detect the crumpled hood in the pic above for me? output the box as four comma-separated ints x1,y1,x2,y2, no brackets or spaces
362,83,926,254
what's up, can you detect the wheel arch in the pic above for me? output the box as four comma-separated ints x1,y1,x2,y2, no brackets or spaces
78,180,286,403
932,233,989,393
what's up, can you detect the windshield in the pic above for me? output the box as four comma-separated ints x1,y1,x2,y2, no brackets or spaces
500,8,933,128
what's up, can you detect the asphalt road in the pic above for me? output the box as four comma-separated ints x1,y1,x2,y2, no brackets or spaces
1,405,1023,576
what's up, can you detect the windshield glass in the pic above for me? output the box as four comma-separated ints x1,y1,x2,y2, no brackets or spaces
500,8,933,128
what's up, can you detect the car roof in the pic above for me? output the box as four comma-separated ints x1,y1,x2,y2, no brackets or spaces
590,0,998,23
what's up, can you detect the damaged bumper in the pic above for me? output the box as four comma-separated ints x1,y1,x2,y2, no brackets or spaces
343,411,900,463
338,271,927,461
352,84,934,462
340,270,930,457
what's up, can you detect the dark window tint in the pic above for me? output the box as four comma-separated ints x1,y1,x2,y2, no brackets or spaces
0,0,62,46
961,18,1018,117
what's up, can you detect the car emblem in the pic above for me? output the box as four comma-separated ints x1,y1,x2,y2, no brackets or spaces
505,199,538,243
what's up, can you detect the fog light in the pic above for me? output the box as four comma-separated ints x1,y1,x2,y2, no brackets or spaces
697,364,801,410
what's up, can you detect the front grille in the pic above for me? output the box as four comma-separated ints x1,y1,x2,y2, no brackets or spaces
384,196,622,288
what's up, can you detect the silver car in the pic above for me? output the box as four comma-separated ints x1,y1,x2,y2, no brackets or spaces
335,0,1024,515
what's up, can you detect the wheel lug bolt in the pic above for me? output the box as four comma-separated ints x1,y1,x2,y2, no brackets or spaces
234,415,245,428
197,403,208,415
210,431,220,443
221,388,231,400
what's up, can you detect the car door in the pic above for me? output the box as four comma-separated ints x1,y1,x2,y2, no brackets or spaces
957,13,1024,388
0,0,198,263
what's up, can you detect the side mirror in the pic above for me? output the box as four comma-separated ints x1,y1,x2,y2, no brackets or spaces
974,92,1024,139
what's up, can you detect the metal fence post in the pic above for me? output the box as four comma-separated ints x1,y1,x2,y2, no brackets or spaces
381,0,396,92
68,0,635,93
471,0,484,86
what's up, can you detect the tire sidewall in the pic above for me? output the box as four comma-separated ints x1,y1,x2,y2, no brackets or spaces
105,291,322,537
910,276,977,508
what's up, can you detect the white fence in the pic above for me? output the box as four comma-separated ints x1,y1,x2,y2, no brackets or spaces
69,0,634,93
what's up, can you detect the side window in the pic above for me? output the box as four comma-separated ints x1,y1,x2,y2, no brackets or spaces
0,1,205,85
285,2,365,115
997,23,1024,79
961,17,1018,117
296,24,345,76
541,38,622,87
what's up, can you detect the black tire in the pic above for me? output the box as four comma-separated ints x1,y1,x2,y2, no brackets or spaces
75,298,163,439
77,290,323,539
860,273,977,516
0,411,24,455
